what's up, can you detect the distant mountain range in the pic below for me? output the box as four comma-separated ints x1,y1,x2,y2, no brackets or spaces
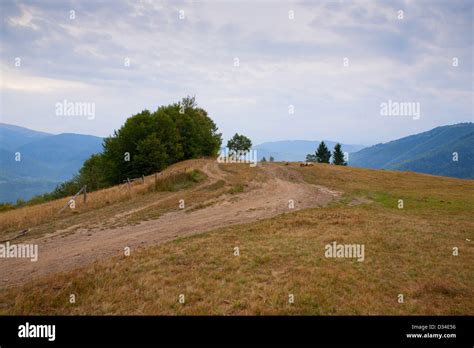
1,122,472,203
254,140,365,162
0,123,103,203
349,123,474,179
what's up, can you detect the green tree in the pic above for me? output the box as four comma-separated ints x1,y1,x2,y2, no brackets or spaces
306,153,317,162
269,156,275,162
50,177,82,198
153,109,183,164
315,141,331,163
261,156,267,162
32,97,222,204
101,109,155,183
99,97,222,185
134,133,169,174
77,154,108,191
227,133,252,157
332,143,347,165
168,97,222,160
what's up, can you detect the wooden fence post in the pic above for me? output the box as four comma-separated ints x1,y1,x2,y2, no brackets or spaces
59,185,86,214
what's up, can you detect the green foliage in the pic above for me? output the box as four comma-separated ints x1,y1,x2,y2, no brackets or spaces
50,178,82,198
261,157,267,162
15,198,26,207
315,141,331,163
25,194,54,206
332,143,347,165
101,96,221,184
0,203,16,212
76,154,108,191
154,170,206,192
228,184,244,194
11,97,222,207
269,156,274,162
227,133,252,156
134,134,169,176
306,154,317,162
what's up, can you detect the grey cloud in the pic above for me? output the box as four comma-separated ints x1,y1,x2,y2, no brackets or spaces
0,0,472,145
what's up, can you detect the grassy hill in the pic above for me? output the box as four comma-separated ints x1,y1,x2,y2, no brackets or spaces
349,123,474,179
0,159,472,315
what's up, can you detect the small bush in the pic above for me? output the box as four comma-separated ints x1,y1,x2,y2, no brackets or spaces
0,203,16,212
228,184,244,194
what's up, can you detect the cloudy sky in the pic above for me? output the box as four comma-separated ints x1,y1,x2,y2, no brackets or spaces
1,0,472,145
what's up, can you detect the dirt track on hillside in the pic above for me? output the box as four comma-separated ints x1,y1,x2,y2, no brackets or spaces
0,161,341,288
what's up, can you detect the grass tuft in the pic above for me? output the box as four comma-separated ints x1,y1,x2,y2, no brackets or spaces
154,170,206,192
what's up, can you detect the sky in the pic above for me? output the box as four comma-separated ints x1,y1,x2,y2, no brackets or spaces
0,0,473,145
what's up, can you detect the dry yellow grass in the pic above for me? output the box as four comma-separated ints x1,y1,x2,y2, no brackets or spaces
0,161,472,315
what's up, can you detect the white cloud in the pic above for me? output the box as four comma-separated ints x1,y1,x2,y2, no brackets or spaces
1,66,95,93
7,4,40,31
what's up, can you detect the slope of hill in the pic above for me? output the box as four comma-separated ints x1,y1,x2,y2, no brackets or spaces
0,123,51,150
349,123,474,179
0,159,472,315
254,140,365,161
0,123,103,203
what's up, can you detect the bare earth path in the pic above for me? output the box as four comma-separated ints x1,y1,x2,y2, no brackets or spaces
0,162,340,288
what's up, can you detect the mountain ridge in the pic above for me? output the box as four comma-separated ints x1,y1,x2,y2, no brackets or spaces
0,123,103,203
1,122,472,203
349,123,474,179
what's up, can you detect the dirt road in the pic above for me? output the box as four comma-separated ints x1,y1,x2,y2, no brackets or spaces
0,161,340,288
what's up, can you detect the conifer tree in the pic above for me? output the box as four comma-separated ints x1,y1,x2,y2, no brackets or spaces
315,141,331,163
332,143,347,165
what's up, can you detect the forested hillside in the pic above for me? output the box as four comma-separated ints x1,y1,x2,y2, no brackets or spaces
349,123,474,179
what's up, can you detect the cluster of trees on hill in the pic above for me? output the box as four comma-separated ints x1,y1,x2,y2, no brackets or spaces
31,97,222,201
260,156,274,162
306,141,347,165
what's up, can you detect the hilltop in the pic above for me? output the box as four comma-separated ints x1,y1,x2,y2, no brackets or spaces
0,159,472,315
254,140,365,161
